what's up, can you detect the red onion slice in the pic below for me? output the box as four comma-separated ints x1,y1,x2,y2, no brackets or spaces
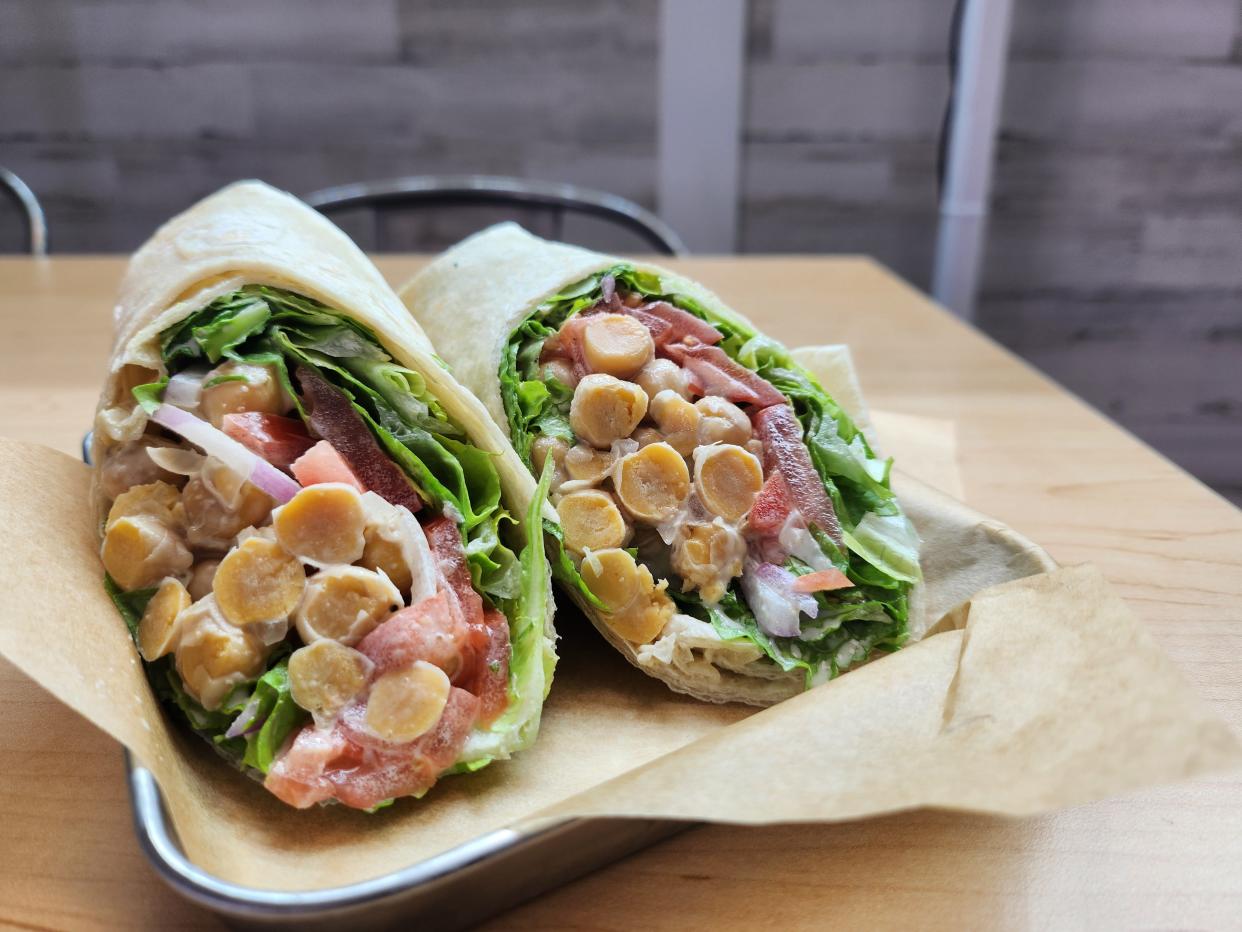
740,560,818,638
149,403,301,504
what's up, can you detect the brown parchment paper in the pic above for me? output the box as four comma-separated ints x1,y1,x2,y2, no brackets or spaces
0,425,1238,890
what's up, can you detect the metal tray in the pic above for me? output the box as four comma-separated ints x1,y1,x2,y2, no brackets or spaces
126,752,688,929
89,435,689,927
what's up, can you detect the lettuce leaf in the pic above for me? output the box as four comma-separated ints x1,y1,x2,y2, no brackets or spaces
239,660,306,773
460,457,558,764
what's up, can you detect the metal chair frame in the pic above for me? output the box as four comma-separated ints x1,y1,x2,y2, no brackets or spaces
0,167,48,255
304,175,688,256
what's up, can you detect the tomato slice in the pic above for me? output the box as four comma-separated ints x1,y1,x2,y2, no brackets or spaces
790,568,853,593
423,516,484,629
290,439,366,492
221,412,316,467
749,470,795,536
458,607,511,727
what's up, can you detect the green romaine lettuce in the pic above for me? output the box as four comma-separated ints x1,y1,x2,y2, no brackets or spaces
461,457,558,765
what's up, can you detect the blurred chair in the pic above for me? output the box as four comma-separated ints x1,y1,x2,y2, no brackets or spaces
0,167,48,255
304,175,688,256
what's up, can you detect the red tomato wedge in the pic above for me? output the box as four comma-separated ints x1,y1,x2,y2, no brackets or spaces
423,516,485,630
754,404,844,546
677,343,787,409
458,607,511,726
749,470,796,535
357,590,467,680
221,412,316,467
290,439,365,493
264,722,363,809
791,568,854,593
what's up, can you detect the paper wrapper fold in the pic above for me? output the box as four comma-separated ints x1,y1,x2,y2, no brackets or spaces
0,426,1237,890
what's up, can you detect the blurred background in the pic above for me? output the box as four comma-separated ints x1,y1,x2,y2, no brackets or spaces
1,0,1239,504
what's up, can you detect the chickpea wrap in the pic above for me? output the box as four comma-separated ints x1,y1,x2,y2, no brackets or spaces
401,224,923,706
93,183,557,811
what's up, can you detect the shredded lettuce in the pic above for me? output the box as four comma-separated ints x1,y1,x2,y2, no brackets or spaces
500,265,920,687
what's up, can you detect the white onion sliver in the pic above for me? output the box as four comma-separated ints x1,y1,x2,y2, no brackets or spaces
146,445,207,476
164,367,208,410
150,404,300,504
778,512,834,571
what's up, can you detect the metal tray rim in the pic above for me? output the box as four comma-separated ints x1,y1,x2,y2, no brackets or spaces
124,750,623,920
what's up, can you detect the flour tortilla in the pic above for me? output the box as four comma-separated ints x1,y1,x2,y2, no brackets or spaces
400,223,935,705
91,182,556,725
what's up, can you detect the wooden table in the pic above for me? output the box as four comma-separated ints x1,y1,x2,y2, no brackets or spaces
1,255,1239,930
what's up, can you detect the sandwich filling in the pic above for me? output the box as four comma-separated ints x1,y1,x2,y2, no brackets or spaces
501,267,920,689
98,286,552,810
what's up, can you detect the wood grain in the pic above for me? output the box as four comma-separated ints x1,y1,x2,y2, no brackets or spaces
0,255,1238,930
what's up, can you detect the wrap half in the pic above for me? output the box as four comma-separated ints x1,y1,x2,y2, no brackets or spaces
402,224,922,705
92,183,556,810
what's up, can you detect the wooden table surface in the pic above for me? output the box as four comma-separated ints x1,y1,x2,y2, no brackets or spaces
1,255,1240,930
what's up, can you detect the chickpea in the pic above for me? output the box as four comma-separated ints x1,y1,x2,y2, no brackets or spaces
274,483,367,566
542,357,579,389
199,362,291,429
102,514,193,591
613,442,690,524
649,390,700,433
570,374,648,449
579,548,674,644
175,600,268,710
182,468,274,552
580,313,654,379
671,521,746,603
558,489,630,553
631,426,664,449
186,559,220,601
359,529,412,596
635,358,690,403
564,443,613,484
365,661,451,743
531,435,569,476
695,396,753,447
288,640,372,719
106,480,182,532
137,578,191,661
649,389,701,456
213,537,306,627
295,566,403,647
694,444,764,522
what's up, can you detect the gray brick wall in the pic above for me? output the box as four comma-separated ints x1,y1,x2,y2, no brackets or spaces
1,0,1238,501
743,0,1242,503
